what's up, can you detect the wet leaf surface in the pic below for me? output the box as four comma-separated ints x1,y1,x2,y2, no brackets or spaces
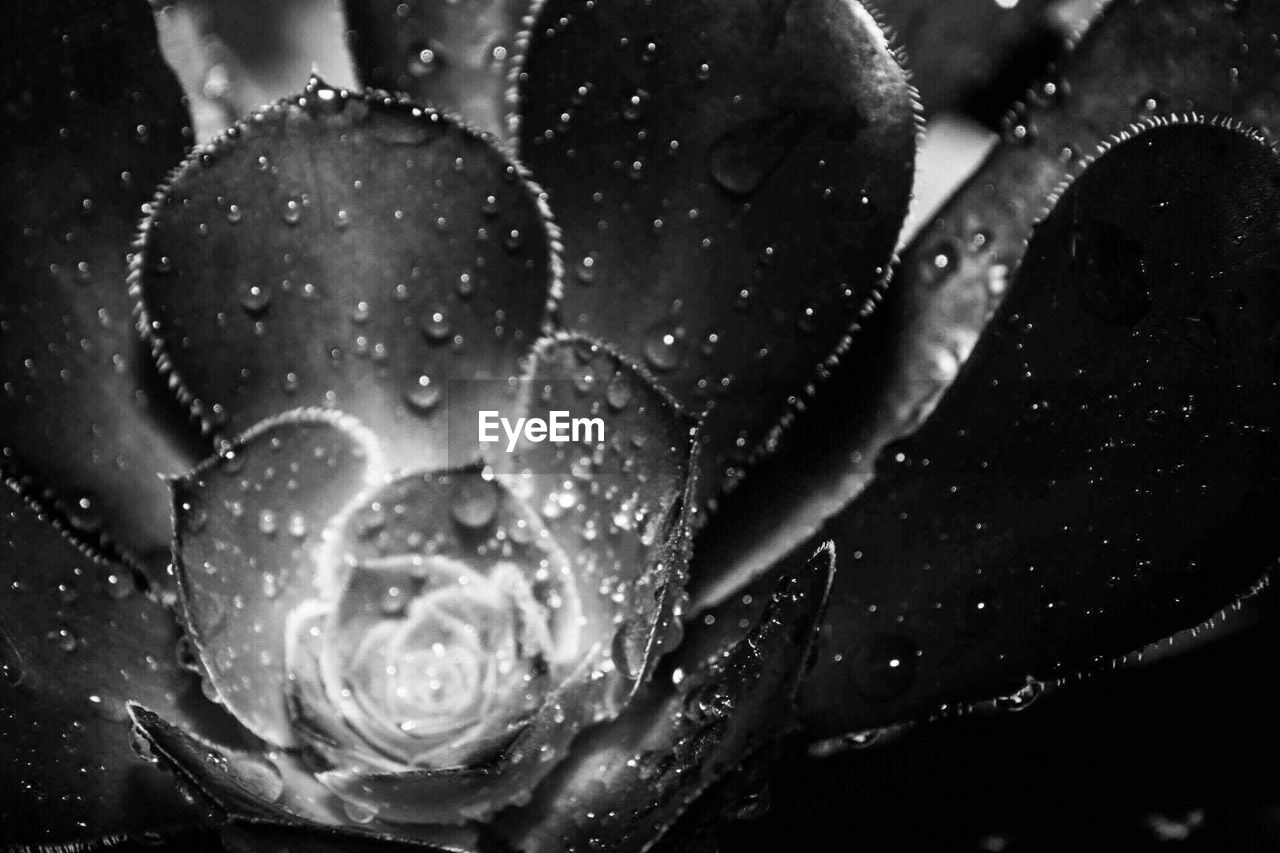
1,0,208,574
794,119,1280,737
497,334,701,682
136,77,555,472
712,593,1280,852
172,408,385,748
344,0,528,140
691,0,1280,628
127,704,478,849
495,542,834,853
0,482,221,846
514,0,915,498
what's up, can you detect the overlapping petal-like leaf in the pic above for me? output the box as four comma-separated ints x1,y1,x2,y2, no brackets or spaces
497,334,701,681
127,703,481,850
0,480,242,846
1,0,207,572
695,0,1280,740
513,0,917,499
496,542,834,853
171,408,386,748
135,78,556,471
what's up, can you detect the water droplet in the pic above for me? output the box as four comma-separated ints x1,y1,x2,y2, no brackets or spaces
643,323,685,371
288,513,308,540
708,112,805,197
240,284,271,316
405,375,441,413
420,309,451,342
407,42,439,79
995,678,1044,712
46,626,78,653
257,509,278,536
226,753,285,803
853,634,918,701
451,478,499,529
606,373,633,410
225,203,243,225
343,799,379,823
574,253,598,285
919,238,961,289
282,197,303,225
87,690,130,722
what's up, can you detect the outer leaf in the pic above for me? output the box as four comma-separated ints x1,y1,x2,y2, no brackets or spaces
126,704,478,850
691,0,1280,615
0,481,218,846
344,0,527,140
172,408,386,748
513,0,916,498
135,77,557,472
1,0,207,572
495,542,835,853
797,119,1280,738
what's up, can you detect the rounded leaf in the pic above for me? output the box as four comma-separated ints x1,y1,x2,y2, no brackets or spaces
798,120,1280,736
514,0,916,497
497,542,835,853
0,482,220,846
172,408,387,747
1,0,206,572
136,77,557,472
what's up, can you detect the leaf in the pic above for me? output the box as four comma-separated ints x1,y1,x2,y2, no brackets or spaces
126,704,478,850
512,0,916,499
0,0,208,575
690,0,1280,626
0,481,222,846
135,77,557,473
172,408,387,748
494,542,835,853
795,118,1280,738
344,0,528,140
496,333,701,681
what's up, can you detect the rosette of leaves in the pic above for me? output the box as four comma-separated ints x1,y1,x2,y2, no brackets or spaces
2,0,1279,851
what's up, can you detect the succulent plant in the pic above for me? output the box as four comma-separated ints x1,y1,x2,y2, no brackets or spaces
2,0,1278,850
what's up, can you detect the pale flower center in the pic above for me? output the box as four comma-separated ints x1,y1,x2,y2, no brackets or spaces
330,555,579,769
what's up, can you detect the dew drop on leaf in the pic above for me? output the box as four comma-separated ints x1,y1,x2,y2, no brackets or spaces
86,690,130,723
643,323,685,371
343,799,380,824
420,308,452,342
451,477,499,530
405,375,442,414
225,753,285,803
240,284,271,316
